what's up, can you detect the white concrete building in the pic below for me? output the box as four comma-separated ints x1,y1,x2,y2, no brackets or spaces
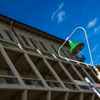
0,14,99,100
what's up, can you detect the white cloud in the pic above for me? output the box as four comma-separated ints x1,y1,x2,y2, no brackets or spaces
94,26,100,32
51,2,64,20
58,2,64,9
51,2,66,23
91,44,98,53
57,11,66,23
87,18,97,28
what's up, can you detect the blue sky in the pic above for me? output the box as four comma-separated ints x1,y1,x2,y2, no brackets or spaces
0,0,100,66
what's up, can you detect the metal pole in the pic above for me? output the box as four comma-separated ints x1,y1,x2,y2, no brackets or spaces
58,27,98,72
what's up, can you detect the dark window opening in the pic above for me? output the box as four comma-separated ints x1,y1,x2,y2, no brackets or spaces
53,82,61,87
24,79,33,85
64,83,77,90
0,33,4,39
4,29,14,41
11,28,24,46
39,41,48,52
28,38,38,48
20,35,30,46
51,45,58,54
5,78,14,84
47,82,52,86
79,85,89,90
47,81,61,88
71,84,77,90
37,80,43,86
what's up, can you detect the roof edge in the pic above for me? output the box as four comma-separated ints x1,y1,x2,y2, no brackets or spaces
0,14,69,46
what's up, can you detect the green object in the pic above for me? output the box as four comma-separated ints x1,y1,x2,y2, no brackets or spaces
70,41,84,55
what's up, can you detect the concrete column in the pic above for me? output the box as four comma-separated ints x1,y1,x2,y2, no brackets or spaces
21,90,27,100
47,91,51,100
91,94,95,100
0,44,25,86
64,92,69,100
43,57,66,89
80,93,83,100
24,52,49,88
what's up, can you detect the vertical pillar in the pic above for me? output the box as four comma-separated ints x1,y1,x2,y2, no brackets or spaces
47,91,51,100
64,92,69,100
91,94,95,100
80,93,83,100
21,89,27,100
0,44,25,86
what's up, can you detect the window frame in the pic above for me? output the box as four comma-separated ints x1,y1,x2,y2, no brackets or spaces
39,41,49,52
51,45,58,55
28,37,38,49
4,29,14,41
20,35,30,47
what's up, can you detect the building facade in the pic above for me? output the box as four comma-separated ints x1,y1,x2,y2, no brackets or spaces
0,14,99,100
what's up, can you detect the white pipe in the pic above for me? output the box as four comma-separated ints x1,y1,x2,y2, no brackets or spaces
85,77,100,98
